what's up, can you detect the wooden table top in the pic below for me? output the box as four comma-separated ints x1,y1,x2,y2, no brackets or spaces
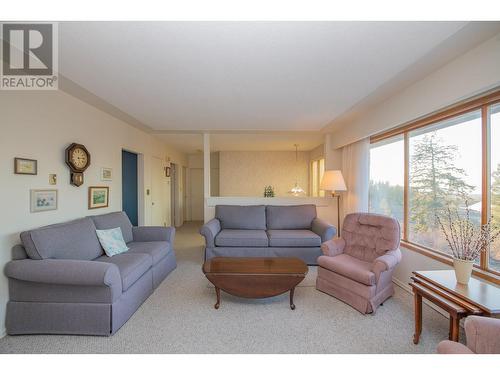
203,257,308,275
413,270,500,314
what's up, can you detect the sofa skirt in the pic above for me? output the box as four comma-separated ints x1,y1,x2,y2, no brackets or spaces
205,246,322,265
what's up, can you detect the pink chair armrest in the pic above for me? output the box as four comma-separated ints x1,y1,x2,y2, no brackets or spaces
465,316,500,354
320,238,346,257
372,249,402,272
437,340,474,354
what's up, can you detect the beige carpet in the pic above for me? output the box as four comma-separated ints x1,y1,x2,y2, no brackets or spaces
0,222,456,354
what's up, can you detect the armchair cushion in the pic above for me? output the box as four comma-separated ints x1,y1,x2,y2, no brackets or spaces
437,341,474,354
318,254,375,286
132,226,175,243
465,316,500,354
321,238,346,257
311,218,336,242
267,230,321,247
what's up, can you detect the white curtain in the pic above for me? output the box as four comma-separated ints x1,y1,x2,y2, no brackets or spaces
341,137,370,218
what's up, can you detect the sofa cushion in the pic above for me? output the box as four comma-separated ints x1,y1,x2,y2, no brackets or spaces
267,230,321,247
317,254,376,286
127,241,172,264
20,218,103,260
215,230,269,247
215,205,266,230
266,205,317,230
95,253,152,291
90,212,134,243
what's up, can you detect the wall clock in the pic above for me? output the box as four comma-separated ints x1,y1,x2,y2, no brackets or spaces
65,143,91,187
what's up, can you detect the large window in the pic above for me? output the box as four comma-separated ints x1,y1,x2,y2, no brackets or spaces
369,135,404,229
368,90,500,279
490,103,500,272
311,158,325,197
408,111,482,255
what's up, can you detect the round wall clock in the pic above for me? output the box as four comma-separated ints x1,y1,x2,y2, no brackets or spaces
65,143,91,187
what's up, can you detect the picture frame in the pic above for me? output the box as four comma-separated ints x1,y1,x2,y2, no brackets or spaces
101,167,113,181
88,186,109,209
15,158,37,175
30,189,58,212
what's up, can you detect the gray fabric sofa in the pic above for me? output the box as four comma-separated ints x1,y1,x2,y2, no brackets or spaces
200,205,336,265
4,211,176,336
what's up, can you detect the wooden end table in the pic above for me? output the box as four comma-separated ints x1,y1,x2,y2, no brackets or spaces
202,257,308,310
410,270,500,344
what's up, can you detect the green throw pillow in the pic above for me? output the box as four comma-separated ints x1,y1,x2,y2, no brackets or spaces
96,227,129,257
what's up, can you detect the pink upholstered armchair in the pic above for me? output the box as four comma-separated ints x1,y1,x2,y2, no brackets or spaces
316,212,402,314
437,316,500,354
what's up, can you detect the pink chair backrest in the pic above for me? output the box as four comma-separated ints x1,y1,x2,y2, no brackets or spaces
342,212,401,262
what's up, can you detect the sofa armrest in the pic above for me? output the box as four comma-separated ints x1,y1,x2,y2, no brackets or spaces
437,340,474,354
132,226,175,243
200,219,222,247
311,218,337,242
320,238,346,257
5,259,121,290
465,316,500,354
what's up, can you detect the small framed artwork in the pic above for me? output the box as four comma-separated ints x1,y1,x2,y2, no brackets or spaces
15,158,37,175
101,167,112,181
88,186,109,209
30,189,58,212
165,166,171,177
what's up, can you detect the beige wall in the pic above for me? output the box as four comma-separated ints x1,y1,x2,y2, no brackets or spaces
329,32,500,149
0,89,186,337
218,151,310,197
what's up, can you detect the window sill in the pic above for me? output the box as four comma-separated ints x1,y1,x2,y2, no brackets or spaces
400,240,500,285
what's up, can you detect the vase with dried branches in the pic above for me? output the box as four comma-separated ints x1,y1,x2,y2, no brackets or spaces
436,200,500,284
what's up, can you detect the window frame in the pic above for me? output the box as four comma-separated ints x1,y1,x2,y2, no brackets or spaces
310,157,325,197
369,88,500,284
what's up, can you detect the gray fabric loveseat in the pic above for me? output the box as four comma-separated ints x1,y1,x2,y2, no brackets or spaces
200,205,336,265
4,211,176,336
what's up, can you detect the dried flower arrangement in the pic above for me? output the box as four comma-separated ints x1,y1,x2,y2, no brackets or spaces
436,200,500,261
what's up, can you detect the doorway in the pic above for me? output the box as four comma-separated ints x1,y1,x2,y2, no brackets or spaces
122,150,138,226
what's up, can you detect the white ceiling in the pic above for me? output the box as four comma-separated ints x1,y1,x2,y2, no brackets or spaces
57,21,500,152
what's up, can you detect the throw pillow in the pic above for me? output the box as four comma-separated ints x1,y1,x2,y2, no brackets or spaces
96,227,129,257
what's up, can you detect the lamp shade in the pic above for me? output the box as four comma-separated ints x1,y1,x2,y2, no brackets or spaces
320,170,347,192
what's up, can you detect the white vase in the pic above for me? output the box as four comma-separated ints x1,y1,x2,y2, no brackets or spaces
453,258,474,284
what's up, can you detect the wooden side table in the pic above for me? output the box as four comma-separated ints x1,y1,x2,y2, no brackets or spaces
410,270,500,344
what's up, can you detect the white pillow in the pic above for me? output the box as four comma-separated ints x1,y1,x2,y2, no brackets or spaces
96,227,129,257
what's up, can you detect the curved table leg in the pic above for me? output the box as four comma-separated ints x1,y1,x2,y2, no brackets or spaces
290,287,296,310
215,287,221,309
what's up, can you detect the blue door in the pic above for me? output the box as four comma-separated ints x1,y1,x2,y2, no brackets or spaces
122,150,138,226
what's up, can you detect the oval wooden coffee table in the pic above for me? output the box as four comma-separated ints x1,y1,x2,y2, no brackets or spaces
202,257,308,310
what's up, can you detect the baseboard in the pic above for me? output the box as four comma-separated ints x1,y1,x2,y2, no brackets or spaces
392,277,449,318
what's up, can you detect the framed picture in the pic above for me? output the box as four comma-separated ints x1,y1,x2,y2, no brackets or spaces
30,189,58,212
15,158,37,175
165,166,171,177
88,186,109,209
101,167,112,181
